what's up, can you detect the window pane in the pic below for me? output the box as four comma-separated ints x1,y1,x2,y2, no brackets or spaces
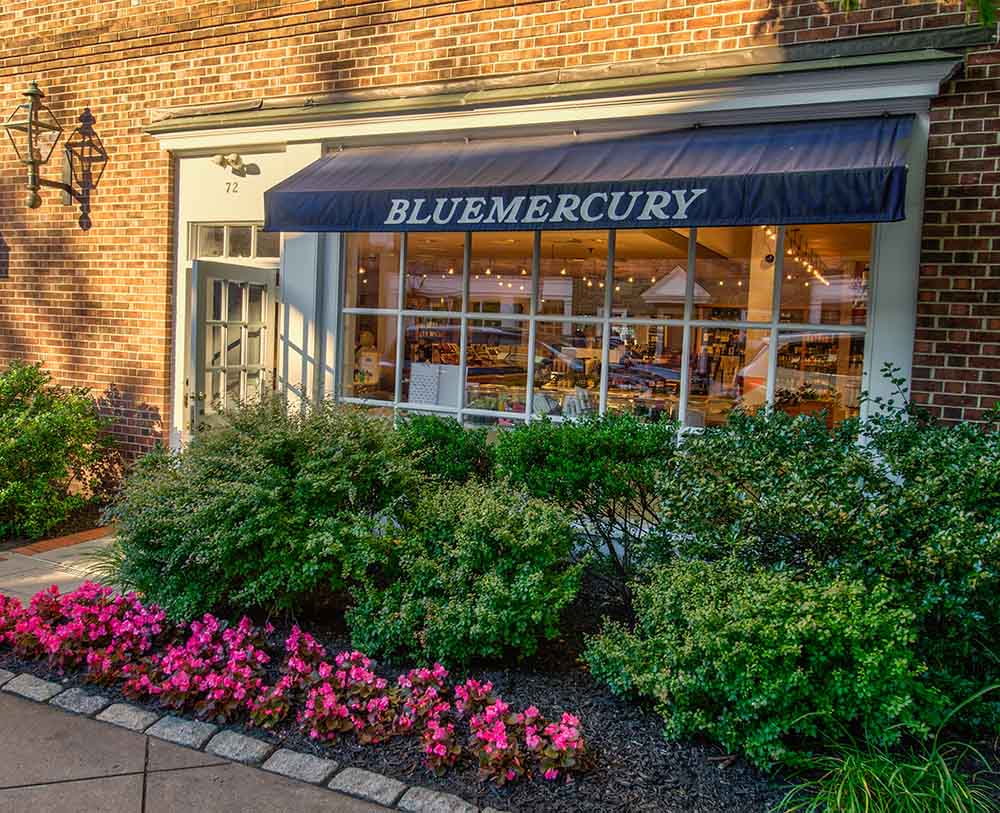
208,326,223,369
465,318,529,413
780,224,871,326
406,232,464,311
226,367,241,404
227,282,243,322
342,312,397,401
774,331,865,425
246,371,261,401
402,317,461,407
693,227,777,323
533,322,602,417
687,326,769,427
539,230,608,317
246,330,262,366
247,285,264,324
470,232,532,314
211,280,223,321
195,225,224,258
226,323,242,366
612,228,690,319
606,322,683,420
345,233,401,310
255,227,280,258
462,413,525,430
229,226,252,258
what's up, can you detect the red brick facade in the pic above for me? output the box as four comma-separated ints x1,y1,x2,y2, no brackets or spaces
0,0,997,453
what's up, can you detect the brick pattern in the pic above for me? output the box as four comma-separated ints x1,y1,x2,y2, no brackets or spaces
0,0,995,451
918,42,1000,422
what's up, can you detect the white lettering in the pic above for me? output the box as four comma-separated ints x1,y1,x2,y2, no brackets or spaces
523,195,553,223
407,198,432,225
580,192,608,223
637,190,674,222
385,198,410,225
672,188,707,220
484,196,525,224
608,191,644,221
432,197,463,224
551,194,582,223
457,197,487,224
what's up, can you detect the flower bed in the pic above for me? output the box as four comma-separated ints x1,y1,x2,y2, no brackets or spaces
0,582,586,786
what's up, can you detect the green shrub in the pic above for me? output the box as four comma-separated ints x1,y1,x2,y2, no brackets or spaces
0,361,114,540
494,413,678,609
107,399,421,619
584,560,928,769
346,480,581,667
396,414,493,483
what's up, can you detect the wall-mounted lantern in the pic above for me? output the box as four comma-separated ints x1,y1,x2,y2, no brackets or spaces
3,82,107,230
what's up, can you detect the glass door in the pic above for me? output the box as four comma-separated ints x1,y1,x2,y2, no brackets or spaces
190,260,277,431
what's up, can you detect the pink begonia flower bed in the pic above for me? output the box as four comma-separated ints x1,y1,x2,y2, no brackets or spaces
0,583,586,784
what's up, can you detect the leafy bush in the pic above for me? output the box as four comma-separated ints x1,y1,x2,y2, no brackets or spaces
653,401,1000,727
0,361,115,540
107,399,421,619
346,481,581,666
585,560,927,769
493,413,678,609
397,414,493,484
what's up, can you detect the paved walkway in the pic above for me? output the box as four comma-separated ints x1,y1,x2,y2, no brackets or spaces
0,694,385,812
0,529,113,601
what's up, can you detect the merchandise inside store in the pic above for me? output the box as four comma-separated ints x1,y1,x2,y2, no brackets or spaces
340,224,870,428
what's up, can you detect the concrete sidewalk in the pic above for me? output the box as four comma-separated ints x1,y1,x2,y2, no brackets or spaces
0,531,113,602
0,693,387,813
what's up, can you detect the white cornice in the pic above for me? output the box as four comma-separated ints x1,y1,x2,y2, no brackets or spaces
151,58,958,154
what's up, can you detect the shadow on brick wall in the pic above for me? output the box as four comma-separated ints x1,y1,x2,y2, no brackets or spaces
95,384,164,462
0,235,9,279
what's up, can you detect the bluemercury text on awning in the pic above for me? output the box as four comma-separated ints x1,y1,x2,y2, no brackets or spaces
263,115,913,233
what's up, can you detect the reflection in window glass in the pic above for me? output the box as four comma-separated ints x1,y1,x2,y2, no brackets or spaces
196,225,225,258
607,322,682,420
406,233,464,311
780,224,871,326
342,313,397,401
687,327,770,427
255,227,280,258
402,317,461,407
465,318,529,413
345,233,401,310
693,227,777,322
533,322,602,417
229,226,253,258
471,232,532,314
773,331,865,425
613,229,690,319
248,285,264,324
539,231,608,317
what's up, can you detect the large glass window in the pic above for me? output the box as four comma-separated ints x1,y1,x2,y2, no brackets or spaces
338,224,871,426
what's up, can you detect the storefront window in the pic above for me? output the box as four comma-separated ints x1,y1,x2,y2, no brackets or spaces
337,225,871,427
341,312,396,401
344,233,400,310
780,224,870,326
687,327,770,427
406,233,464,311
539,231,609,317
613,229,689,319
533,322,602,417
773,331,864,425
693,227,777,322
464,318,530,413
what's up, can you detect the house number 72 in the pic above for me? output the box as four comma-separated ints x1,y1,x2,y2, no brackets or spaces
225,182,240,194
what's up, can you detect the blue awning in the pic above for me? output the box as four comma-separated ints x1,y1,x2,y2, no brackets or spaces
264,115,912,232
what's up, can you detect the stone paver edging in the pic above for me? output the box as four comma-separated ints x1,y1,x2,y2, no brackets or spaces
1,669,500,812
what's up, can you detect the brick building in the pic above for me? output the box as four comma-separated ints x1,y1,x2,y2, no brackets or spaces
1,1,998,457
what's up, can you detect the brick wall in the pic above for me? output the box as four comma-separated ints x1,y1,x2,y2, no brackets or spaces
917,43,1000,422
0,0,994,452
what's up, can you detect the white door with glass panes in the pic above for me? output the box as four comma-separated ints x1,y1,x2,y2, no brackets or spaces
190,260,277,430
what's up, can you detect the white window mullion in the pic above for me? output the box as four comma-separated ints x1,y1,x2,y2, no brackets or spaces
525,231,541,422
393,233,406,418
678,228,697,427
766,226,785,408
456,232,471,425
599,229,615,415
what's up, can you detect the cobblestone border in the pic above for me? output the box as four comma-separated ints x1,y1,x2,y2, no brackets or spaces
1,670,496,812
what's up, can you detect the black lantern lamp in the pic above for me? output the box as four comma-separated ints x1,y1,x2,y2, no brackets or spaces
3,82,107,230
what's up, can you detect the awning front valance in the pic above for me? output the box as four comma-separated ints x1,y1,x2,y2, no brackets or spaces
263,115,913,233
